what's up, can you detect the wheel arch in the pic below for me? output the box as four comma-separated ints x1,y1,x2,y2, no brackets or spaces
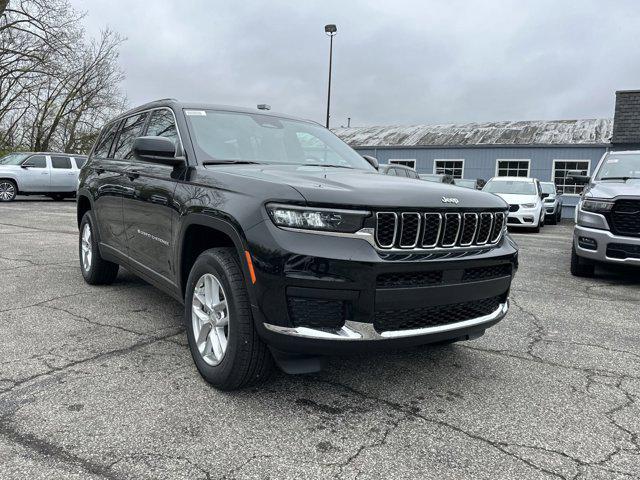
177,213,254,302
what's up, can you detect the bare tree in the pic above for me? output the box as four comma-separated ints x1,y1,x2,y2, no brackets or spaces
0,0,125,154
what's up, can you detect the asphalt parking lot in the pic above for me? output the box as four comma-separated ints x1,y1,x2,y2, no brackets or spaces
1,198,639,480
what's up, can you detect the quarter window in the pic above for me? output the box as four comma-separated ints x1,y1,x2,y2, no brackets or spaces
434,160,464,179
93,123,119,158
113,113,148,160
74,157,87,168
24,155,47,168
389,159,416,169
552,160,590,194
496,160,530,177
51,156,72,169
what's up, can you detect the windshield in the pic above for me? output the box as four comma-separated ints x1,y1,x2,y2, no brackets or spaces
595,154,640,180
184,110,373,170
540,183,556,194
0,152,30,165
484,180,536,195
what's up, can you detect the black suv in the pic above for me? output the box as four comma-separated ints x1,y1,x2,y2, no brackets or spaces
77,99,518,390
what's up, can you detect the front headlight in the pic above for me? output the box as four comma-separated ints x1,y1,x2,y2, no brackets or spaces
266,203,370,233
521,203,536,209
581,199,614,213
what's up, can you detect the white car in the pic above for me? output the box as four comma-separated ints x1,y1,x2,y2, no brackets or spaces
0,152,87,202
483,177,546,232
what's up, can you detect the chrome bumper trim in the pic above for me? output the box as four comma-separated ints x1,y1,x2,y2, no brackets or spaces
263,300,509,341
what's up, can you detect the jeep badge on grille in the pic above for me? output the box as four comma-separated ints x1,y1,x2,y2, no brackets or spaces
441,196,459,204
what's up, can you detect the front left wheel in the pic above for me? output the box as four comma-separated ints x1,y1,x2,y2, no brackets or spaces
185,248,273,390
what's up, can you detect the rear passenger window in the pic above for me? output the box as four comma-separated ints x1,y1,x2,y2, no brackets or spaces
146,109,178,145
113,113,148,160
74,157,87,168
93,123,119,158
24,155,46,168
51,156,72,169
395,168,407,177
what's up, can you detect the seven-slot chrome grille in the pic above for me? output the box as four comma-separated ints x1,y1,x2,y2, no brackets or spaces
375,211,506,250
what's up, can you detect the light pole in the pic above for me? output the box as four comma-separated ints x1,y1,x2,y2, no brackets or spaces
324,24,337,129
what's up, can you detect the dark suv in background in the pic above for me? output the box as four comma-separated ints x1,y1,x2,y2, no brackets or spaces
77,99,518,390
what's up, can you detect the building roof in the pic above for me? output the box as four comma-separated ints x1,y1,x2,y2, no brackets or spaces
333,119,613,148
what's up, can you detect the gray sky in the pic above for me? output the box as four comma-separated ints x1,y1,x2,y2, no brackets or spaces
71,0,640,127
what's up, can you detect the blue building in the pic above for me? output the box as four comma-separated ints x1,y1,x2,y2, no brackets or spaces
334,118,612,218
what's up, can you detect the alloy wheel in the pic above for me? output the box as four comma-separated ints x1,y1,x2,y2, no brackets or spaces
192,273,230,366
0,181,16,201
81,223,92,271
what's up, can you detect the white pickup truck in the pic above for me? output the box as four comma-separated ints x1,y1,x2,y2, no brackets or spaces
0,152,87,202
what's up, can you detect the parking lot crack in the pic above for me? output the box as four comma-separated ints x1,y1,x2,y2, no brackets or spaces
0,415,125,480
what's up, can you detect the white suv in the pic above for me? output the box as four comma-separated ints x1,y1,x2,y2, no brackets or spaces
0,152,87,202
483,177,546,232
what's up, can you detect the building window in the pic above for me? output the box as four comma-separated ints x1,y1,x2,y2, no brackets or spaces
389,159,416,170
434,159,464,179
552,160,590,195
496,160,530,177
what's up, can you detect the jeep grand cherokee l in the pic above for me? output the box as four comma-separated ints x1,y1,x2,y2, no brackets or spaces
571,151,640,276
77,99,518,390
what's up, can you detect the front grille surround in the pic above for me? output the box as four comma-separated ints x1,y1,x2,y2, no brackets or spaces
399,212,421,248
374,209,506,250
442,213,462,247
422,213,442,247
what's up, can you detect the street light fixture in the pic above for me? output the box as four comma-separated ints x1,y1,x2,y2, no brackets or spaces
324,24,337,129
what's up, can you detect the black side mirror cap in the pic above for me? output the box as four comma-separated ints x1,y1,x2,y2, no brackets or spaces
362,155,379,170
133,136,184,166
541,193,550,199
567,170,590,185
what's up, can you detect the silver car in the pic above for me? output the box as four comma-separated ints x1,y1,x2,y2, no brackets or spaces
540,181,563,224
571,150,640,276
0,152,87,202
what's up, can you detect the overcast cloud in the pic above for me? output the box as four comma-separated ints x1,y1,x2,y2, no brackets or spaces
71,0,640,127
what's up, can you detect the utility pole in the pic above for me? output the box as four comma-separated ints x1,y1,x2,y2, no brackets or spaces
324,24,337,128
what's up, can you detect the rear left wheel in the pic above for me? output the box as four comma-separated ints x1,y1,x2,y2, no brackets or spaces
79,211,119,285
0,180,17,202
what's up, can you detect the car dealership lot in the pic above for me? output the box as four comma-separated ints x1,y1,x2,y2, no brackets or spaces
1,199,639,480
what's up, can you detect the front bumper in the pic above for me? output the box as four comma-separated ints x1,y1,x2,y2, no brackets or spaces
246,220,518,355
507,207,542,228
574,225,640,266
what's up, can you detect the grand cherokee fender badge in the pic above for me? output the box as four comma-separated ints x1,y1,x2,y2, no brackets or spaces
441,196,459,204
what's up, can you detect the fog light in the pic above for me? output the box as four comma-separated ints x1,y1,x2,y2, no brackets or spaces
578,237,597,250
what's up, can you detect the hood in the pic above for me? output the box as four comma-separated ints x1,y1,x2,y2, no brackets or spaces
585,180,640,200
208,164,507,209
0,164,21,171
492,193,539,205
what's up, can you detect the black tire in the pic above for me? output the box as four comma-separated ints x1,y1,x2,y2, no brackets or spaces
0,179,17,202
546,209,557,225
532,224,540,233
570,245,595,277
51,193,66,201
185,248,273,390
79,211,119,285
556,209,562,224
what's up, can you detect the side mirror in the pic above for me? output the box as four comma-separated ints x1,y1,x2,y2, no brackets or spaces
362,155,379,170
541,193,550,199
133,136,184,166
20,164,31,169
567,170,590,185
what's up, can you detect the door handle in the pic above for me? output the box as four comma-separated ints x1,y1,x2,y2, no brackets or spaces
96,168,105,175
127,171,140,181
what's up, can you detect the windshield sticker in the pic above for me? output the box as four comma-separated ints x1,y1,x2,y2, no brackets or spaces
185,110,206,116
